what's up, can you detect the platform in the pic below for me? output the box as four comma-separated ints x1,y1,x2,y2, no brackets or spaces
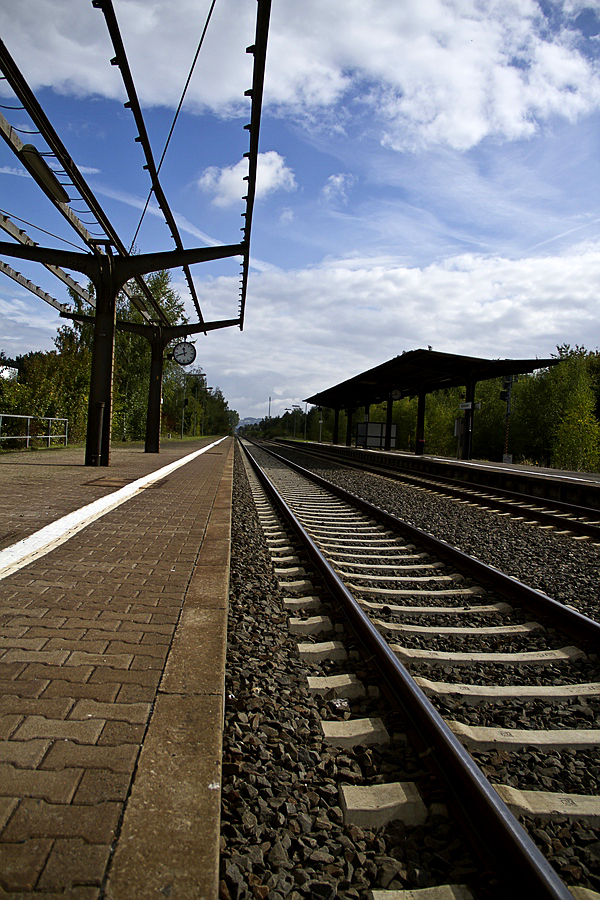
0,436,234,897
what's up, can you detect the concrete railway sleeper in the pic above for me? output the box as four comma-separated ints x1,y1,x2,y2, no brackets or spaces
236,438,600,899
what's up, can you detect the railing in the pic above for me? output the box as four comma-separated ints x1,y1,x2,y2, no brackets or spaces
0,414,68,449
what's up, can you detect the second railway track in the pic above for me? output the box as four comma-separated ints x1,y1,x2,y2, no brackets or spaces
239,438,600,900
271,440,600,541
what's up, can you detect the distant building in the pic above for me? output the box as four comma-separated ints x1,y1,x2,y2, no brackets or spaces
0,366,18,381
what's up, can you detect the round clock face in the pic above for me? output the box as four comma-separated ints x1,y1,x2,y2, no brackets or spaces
172,341,196,366
390,389,402,400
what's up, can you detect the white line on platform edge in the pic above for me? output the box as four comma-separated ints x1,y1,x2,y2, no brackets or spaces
0,437,227,581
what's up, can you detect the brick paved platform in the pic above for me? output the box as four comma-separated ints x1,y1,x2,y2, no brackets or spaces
0,437,234,898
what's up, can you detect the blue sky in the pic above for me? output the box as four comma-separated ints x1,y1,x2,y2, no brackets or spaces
2,0,600,420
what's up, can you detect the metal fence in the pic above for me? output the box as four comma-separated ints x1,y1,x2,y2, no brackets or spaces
0,414,68,449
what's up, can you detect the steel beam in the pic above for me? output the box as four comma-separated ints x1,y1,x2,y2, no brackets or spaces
62,311,240,455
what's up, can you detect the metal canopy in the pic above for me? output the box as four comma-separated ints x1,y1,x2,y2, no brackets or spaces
305,348,560,410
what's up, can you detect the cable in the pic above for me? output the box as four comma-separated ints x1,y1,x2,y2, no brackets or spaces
128,0,217,251
0,207,87,250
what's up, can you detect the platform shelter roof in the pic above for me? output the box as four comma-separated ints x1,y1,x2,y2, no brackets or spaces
304,348,559,410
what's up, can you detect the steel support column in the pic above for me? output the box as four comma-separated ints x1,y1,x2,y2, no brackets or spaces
462,376,476,461
145,331,164,453
85,255,117,465
415,388,426,455
333,409,340,444
345,408,353,447
385,397,393,451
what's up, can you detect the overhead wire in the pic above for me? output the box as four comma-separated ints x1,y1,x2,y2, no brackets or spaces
128,0,217,252
0,207,88,250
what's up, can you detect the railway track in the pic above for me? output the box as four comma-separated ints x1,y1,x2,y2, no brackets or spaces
239,438,600,900
270,440,600,541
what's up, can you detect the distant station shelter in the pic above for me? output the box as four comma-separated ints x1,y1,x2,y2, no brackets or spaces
304,348,559,461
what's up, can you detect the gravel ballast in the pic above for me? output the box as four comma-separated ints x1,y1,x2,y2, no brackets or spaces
221,447,484,900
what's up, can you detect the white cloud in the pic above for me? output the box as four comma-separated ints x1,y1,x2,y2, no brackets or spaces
321,173,355,206
0,166,28,178
279,208,295,225
4,2,600,151
198,151,296,207
172,240,600,416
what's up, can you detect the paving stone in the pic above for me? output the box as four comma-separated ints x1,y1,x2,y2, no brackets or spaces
0,839,53,891
37,838,111,891
0,764,83,803
128,655,164,670
0,697,74,718
41,680,120,703
64,652,134,669
0,795,18,829
0,678,49,698
115,683,156,703
0,662,28,679
2,650,70,666
0,738,51,768
2,798,121,842
24,664,94,683
89,667,160,687
44,638,110,654
0,715,22,739
12,716,105,744
73,769,132,804
40,741,138,773
70,698,150,724
97,722,146,745
0,637,48,651
27,627,87,641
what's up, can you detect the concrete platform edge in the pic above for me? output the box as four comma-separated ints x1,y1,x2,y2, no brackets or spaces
104,439,234,900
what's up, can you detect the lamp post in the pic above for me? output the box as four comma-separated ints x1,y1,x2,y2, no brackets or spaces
292,404,301,438
180,369,205,440
180,372,187,439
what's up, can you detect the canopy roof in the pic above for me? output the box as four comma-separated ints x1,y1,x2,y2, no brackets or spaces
305,348,559,409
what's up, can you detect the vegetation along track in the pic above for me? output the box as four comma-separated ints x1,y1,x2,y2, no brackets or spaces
238,438,600,899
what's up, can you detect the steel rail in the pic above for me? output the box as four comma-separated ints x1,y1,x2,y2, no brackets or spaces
241,439,574,899
260,441,600,646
